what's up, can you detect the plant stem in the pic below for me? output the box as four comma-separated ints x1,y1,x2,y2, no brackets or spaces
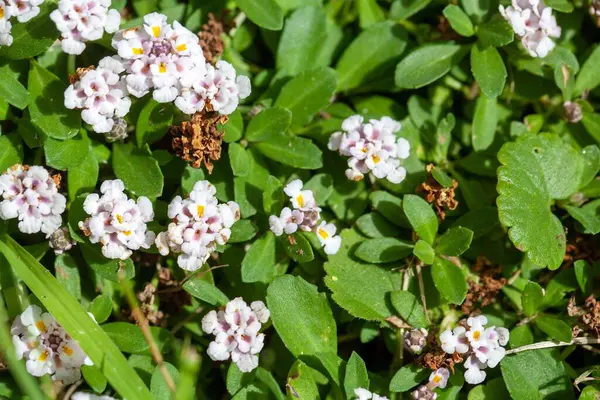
119,273,176,394
415,262,430,324
505,337,600,355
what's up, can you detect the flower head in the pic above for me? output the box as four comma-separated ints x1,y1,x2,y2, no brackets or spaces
72,393,116,400
201,297,269,372
404,328,428,354
50,0,121,55
12,305,92,384
316,221,342,255
429,368,450,389
354,388,389,400
0,165,66,236
155,180,240,271
329,115,410,184
79,179,155,260
48,226,76,255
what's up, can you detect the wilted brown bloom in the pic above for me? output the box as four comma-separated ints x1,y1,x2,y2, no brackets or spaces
564,101,583,124
198,13,233,64
69,66,95,84
462,257,506,315
569,295,600,337
419,164,458,220
418,348,459,373
170,109,228,173
136,283,165,327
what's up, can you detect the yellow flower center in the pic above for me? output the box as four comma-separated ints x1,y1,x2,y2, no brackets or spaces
35,321,47,333
197,205,204,217
116,214,124,224
38,350,49,362
123,231,132,236
152,26,161,38
318,228,329,240
372,155,381,164
176,43,187,52
63,346,73,356
158,62,167,73
0,8,4,18
132,47,144,55
296,194,304,208
473,330,481,340
433,375,441,384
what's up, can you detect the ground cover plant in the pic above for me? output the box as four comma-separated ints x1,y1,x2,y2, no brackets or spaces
0,0,599,398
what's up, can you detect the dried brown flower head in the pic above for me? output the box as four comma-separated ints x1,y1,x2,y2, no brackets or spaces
198,13,233,64
461,257,506,315
170,109,228,173
569,295,600,338
419,164,458,220
69,66,95,84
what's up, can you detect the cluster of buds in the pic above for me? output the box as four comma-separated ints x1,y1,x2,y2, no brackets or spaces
11,306,92,384
499,0,561,58
201,297,270,373
439,316,509,384
155,180,240,271
328,115,410,184
0,165,66,236
268,180,341,255
79,179,155,260
48,226,77,255
405,328,428,354
0,0,44,46
50,0,120,54
412,368,450,400
64,57,132,134
354,388,388,400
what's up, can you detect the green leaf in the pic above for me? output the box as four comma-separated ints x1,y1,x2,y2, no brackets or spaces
0,6,56,59
223,109,244,143
356,212,401,238
356,0,385,28
0,236,152,400
136,99,173,147
395,44,467,89
304,173,334,204
234,177,261,218
477,16,514,48
574,260,592,295
286,360,323,399
228,143,250,177
574,46,600,96
276,6,329,75
461,0,492,23
354,238,413,263
521,281,544,317
182,277,229,306
254,134,323,169
245,107,292,142
275,67,337,126
370,191,408,228
390,290,428,328
262,176,285,215
0,63,29,109
0,133,23,171
89,294,113,324
471,45,507,99
336,21,407,92
112,142,164,198
236,0,283,30
344,352,370,399
267,275,337,357
565,205,600,234
390,363,429,392
545,0,573,12
501,349,574,400
151,362,179,400
472,95,497,151
324,229,400,321
229,220,259,243
80,242,135,282
497,134,584,269
54,253,81,300
241,232,278,283
535,316,572,342
403,194,438,244
28,61,81,140
431,257,467,304
82,365,108,393
443,5,475,36
327,179,369,222
281,232,314,263
582,112,600,146
44,131,91,171
435,227,473,257
413,240,435,265
67,152,99,201
102,322,150,354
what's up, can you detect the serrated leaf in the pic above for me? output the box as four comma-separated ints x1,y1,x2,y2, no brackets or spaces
267,275,337,357
236,0,283,30
435,227,473,257
245,107,292,142
521,281,544,317
431,257,467,304
443,5,475,36
395,44,467,89
403,194,438,244
275,67,337,126
112,143,163,198
535,316,572,342
472,95,497,151
336,21,408,92
343,352,369,400
390,291,428,328
389,363,429,392
241,232,278,283
471,45,507,99
355,238,413,263
497,134,584,269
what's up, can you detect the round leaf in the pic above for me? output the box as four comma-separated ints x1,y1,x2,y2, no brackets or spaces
395,44,467,89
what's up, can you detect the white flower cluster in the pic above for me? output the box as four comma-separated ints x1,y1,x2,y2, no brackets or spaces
500,0,561,58
65,57,131,133
50,0,120,55
328,115,410,184
354,388,388,400
0,0,44,46
268,179,341,255
111,12,250,113
12,305,92,384
79,179,155,260
155,180,240,272
0,165,66,236
201,297,270,373
439,316,509,385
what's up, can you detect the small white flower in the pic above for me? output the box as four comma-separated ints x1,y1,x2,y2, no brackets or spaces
466,316,488,348
0,165,66,236
6,0,43,23
202,298,269,373
50,0,121,55
283,179,316,210
316,221,341,255
79,179,155,260
439,326,469,354
72,393,116,400
464,356,487,385
269,207,304,236
354,388,389,400
155,180,240,271
429,368,450,389
12,305,92,384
